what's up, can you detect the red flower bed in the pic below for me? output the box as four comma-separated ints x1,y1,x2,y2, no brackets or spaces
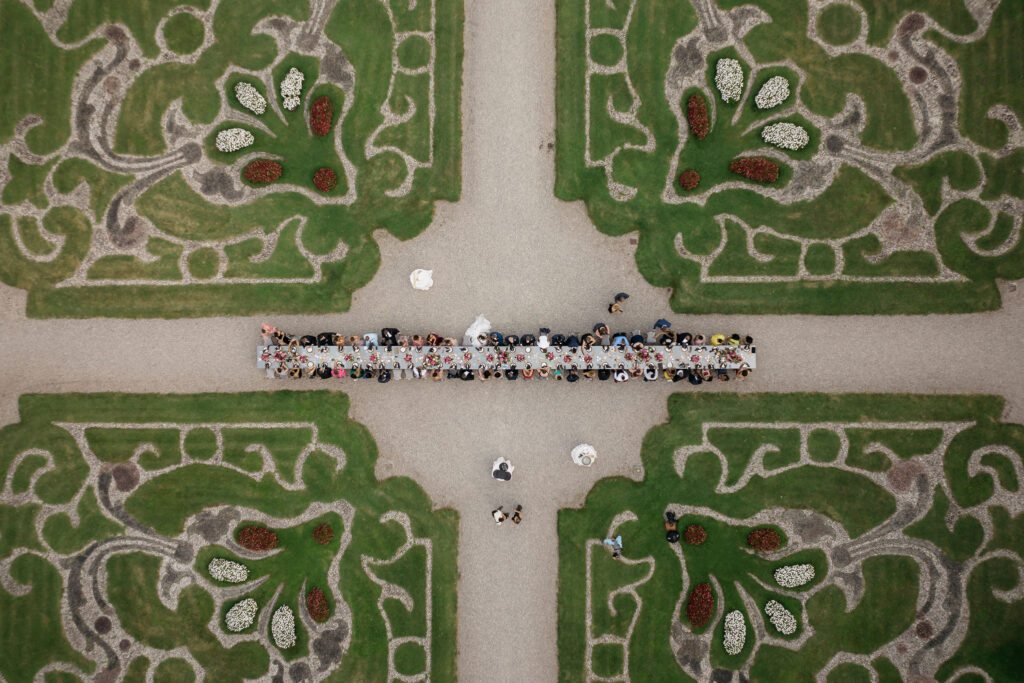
306,587,330,621
686,93,709,140
683,524,706,545
747,527,782,551
237,525,279,551
310,95,334,136
677,170,700,191
729,157,780,183
686,583,714,628
243,160,282,184
313,167,338,192
313,523,334,545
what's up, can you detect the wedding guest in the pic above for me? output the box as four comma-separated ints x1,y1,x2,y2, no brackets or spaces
492,456,514,481
512,505,523,525
729,333,741,346
522,366,535,379
598,368,612,380
492,507,508,525
643,365,659,381
614,369,629,382
538,328,551,349
412,334,425,347
654,319,672,331
608,301,623,315
521,334,537,346
602,535,623,559
614,292,629,303
710,333,726,346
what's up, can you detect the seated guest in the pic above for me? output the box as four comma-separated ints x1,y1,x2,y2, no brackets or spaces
566,335,580,348
550,333,566,346
380,328,399,345
332,333,345,346
288,366,302,379
505,334,520,346
538,364,550,379
613,369,629,382
426,333,442,346
364,368,377,380
521,334,537,346
505,368,519,380
478,369,490,381
378,369,392,383
688,371,702,385
459,369,474,381
738,367,751,380
656,330,676,346
745,335,754,345
300,334,317,346
581,333,596,348
317,332,334,346
694,334,706,345
594,323,610,337
317,364,332,379
630,367,643,378
677,332,692,346
673,368,689,382
729,333,741,346
332,363,346,378
412,334,425,347
717,368,730,381
537,328,551,348
566,368,579,382
489,331,504,345
654,318,672,331
598,368,612,380
710,333,726,346
630,334,645,348
447,368,459,379
700,368,713,382
552,367,564,380
363,334,378,348
397,334,410,346
522,367,535,379
431,369,443,381
493,368,504,379
643,365,659,381
583,368,597,379
612,333,630,347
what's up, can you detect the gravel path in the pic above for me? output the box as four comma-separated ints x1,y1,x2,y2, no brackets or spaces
1,1,1023,681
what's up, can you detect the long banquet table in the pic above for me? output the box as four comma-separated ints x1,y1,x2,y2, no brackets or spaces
258,343,756,375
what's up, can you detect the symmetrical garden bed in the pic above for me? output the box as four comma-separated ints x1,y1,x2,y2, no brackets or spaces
556,0,1024,313
0,0,463,317
0,392,457,682
558,393,1024,680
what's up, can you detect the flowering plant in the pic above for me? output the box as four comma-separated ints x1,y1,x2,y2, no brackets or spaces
306,587,330,621
234,82,267,115
313,167,338,192
747,527,782,551
764,600,797,635
464,351,473,361
310,95,334,136
761,122,809,151
754,76,790,110
215,128,254,153
486,353,495,362
237,525,279,551
730,157,779,183
723,610,746,655
516,353,525,362
312,523,334,545
280,67,304,111
686,583,714,628
683,524,706,545
405,353,414,363
344,354,354,362
655,353,664,362
583,355,593,364
226,598,258,631
624,352,633,361
774,564,815,588
686,93,709,139
243,159,282,184
714,58,743,102
208,558,248,583
677,169,700,191
369,352,379,363
563,355,572,363
638,348,651,361
443,355,453,364
546,351,555,360
271,605,297,648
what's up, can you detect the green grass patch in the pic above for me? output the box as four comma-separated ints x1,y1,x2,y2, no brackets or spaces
163,12,205,55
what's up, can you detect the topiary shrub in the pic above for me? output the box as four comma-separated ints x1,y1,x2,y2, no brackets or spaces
313,167,338,192
678,170,700,191
747,527,782,551
686,93,709,140
306,587,330,621
683,524,706,545
243,160,282,184
236,525,279,551
310,95,334,136
729,157,780,183
312,523,334,545
686,583,714,628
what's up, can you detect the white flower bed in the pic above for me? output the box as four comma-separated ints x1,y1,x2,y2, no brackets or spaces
715,59,743,103
234,82,267,115
774,563,816,588
723,610,746,655
271,605,297,648
761,122,810,150
208,558,248,583
755,76,790,109
225,598,257,631
764,599,797,635
215,128,254,153
280,67,304,111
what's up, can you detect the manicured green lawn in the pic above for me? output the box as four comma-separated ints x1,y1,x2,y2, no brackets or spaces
555,0,1024,314
558,393,1024,681
0,392,458,681
0,0,463,317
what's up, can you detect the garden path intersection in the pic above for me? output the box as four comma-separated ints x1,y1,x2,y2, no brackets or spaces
1,2,1024,683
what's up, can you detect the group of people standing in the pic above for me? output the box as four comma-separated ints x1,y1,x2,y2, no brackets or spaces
491,457,524,526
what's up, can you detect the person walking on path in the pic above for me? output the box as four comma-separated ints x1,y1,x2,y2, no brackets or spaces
492,456,514,481
603,535,623,559
492,507,508,525
608,292,629,314
512,505,523,525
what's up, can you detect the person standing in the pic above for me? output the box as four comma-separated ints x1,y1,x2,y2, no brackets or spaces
492,456,514,481
512,505,523,525
492,507,508,525
603,535,623,559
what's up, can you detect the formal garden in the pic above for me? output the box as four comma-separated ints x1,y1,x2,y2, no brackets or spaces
0,0,463,317
558,393,1024,681
0,392,457,682
556,0,1024,313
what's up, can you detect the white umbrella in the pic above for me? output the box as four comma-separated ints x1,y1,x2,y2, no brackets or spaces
571,444,597,467
410,268,433,290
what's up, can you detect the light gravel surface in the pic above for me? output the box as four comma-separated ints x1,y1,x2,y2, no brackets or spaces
1,1,1024,681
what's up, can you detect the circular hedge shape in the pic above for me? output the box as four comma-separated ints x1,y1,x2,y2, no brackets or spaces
747,527,782,551
313,523,335,545
188,248,220,280
683,524,706,545
313,167,338,192
397,35,432,70
817,4,861,46
163,13,204,55
244,160,282,184
237,525,279,551
678,170,701,191
589,33,624,67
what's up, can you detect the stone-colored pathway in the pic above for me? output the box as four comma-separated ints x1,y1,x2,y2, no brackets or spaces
1,1,1023,681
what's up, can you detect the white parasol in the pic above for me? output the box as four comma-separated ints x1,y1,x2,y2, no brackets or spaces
410,268,434,291
571,444,597,467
